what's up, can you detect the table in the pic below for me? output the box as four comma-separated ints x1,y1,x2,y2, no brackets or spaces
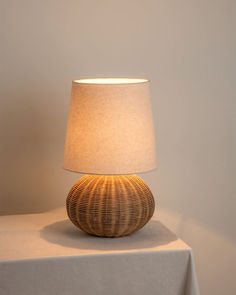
0,207,200,295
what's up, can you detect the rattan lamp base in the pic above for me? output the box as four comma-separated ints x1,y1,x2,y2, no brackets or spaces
66,174,155,237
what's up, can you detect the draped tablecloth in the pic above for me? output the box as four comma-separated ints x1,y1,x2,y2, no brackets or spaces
0,207,200,295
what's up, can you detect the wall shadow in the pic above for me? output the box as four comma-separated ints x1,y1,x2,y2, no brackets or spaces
0,82,71,215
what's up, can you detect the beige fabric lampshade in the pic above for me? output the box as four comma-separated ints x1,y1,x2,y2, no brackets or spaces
64,78,157,174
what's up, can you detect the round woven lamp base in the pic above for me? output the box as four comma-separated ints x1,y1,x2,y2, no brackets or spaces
66,174,155,237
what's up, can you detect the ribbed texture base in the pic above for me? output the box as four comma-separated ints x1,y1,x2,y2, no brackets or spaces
66,174,155,237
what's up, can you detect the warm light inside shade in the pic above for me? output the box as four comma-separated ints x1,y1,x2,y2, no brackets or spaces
73,78,149,84
64,77,156,174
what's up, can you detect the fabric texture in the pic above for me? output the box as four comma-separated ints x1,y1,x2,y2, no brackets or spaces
0,208,200,295
64,80,157,174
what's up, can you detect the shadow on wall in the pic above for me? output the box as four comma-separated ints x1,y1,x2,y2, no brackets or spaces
156,206,236,295
157,206,236,246
0,82,74,215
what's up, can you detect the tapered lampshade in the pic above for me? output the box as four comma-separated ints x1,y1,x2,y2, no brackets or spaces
64,78,157,174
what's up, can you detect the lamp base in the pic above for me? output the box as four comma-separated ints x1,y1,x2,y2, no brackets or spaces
66,174,155,237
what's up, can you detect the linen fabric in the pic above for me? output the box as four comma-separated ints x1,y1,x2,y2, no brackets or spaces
64,79,157,174
0,208,200,295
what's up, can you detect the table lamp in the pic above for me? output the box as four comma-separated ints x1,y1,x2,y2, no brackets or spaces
64,78,157,237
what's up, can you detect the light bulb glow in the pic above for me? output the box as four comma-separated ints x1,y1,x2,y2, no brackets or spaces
73,78,149,85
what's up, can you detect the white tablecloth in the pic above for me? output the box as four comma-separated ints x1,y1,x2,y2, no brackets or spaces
0,208,200,295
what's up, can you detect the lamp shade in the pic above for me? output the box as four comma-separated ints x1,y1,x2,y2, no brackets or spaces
64,78,157,174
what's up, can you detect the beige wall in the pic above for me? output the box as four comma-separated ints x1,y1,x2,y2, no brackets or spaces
0,1,235,294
